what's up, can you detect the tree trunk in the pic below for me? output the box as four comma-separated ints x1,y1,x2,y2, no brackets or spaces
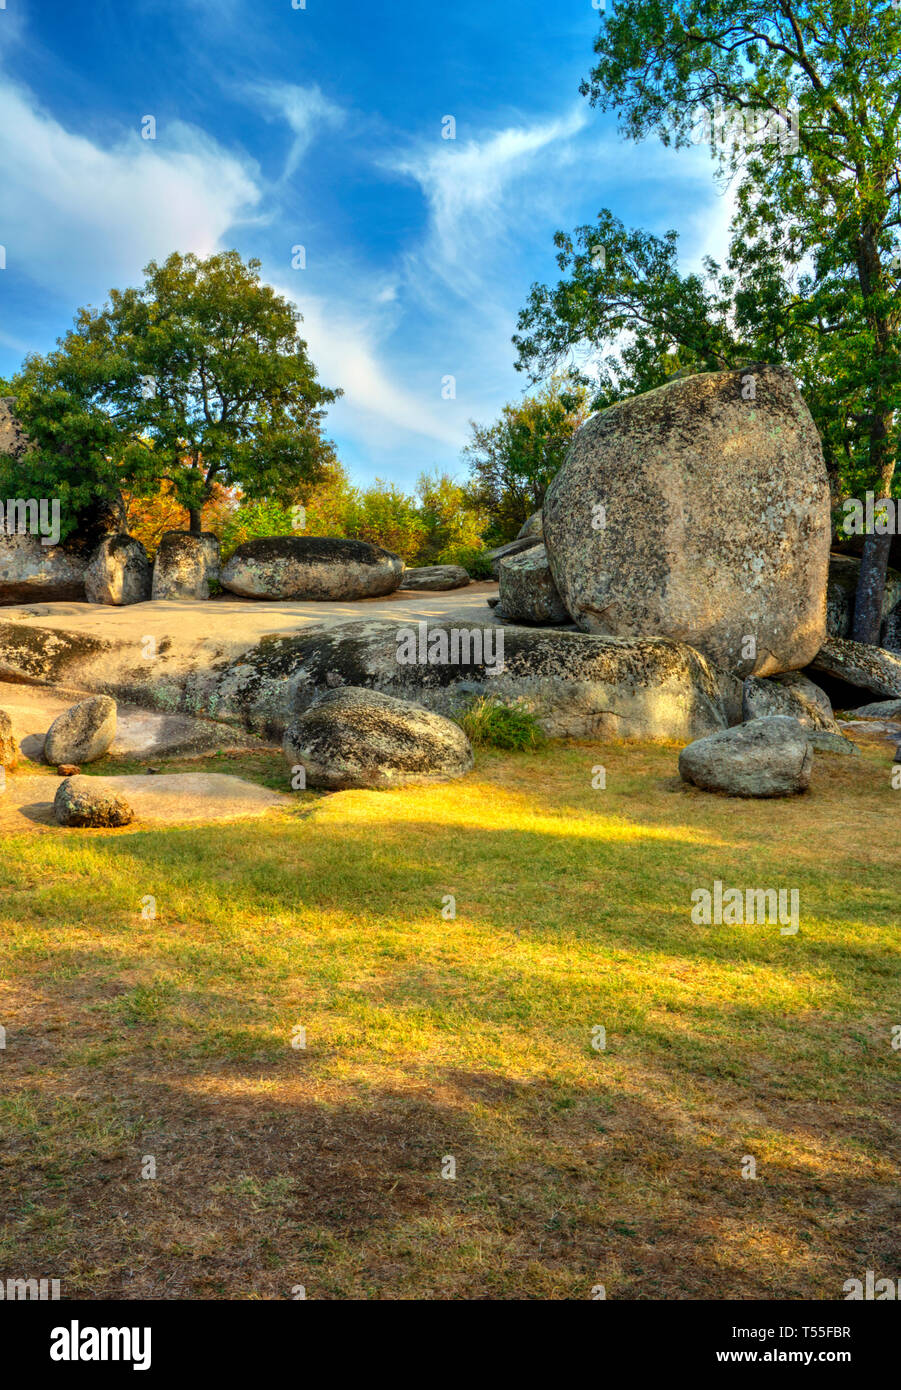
188,507,202,535
851,229,895,644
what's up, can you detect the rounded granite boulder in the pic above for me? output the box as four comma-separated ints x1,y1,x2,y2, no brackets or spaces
221,536,405,601
54,775,133,828
44,696,117,766
542,364,831,677
85,534,152,606
283,685,474,789
678,715,813,798
151,531,221,601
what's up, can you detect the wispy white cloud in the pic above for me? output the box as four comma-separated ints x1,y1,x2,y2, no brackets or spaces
246,81,346,182
0,75,262,297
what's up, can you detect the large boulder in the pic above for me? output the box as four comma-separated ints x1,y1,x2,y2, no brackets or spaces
53,775,133,828
516,511,543,541
742,671,837,731
809,637,901,699
85,534,152,606
398,565,470,591
543,364,831,677
283,686,475,789
43,695,117,766
152,531,220,601
826,553,901,640
498,544,570,625
484,536,543,578
0,709,18,770
0,532,87,603
679,716,813,798
258,621,731,743
220,536,404,601
848,698,901,720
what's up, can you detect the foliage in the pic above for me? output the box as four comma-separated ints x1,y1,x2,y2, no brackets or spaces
0,250,341,539
456,696,548,751
463,379,589,541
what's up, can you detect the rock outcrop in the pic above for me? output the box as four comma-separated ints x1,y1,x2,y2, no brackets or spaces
0,533,87,603
679,716,813,798
220,536,404,601
283,686,474,789
152,531,220,601
543,365,831,677
497,544,570,625
43,695,117,765
85,534,152,606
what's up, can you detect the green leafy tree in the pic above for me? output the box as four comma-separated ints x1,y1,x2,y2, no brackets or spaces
2,250,341,539
463,379,590,540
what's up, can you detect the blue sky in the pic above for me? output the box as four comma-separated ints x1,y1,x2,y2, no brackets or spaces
0,0,730,489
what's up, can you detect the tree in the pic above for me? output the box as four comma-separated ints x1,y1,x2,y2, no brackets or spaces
2,251,341,539
522,0,901,641
463,379,590,539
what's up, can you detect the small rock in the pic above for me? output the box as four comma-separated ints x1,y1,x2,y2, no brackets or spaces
54,776,133,828
44,696,117,766
679,716,813,798
398,565,471,591
807,731,860,757
57,764,81,776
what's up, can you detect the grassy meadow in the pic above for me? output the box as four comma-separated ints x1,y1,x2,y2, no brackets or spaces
0,738,897,1300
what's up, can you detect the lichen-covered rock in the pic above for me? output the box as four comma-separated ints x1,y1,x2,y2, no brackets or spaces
810,637,901,699
498,544,570,625
85,534,152,606
399,565,470,591
826,553,901,639
151,531,220,600
679,715,813,798
43,695,117,765
220,536,403,600
516,511,543,541
283,686,474,789
807,731,859,756
251,620,731,743
742,671,836,731
0,709,18,769
53,775,133,827
543,365,831,677
0,533,87,603
848,698,901,719
484,536,543,578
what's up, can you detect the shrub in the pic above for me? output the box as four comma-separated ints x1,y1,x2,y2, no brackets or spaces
457,696,547,751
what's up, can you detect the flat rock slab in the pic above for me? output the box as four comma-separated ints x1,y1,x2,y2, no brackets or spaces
0,772,290,830
0,682,265,761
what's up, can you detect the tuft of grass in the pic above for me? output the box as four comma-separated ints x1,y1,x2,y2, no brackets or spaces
457,696,547,751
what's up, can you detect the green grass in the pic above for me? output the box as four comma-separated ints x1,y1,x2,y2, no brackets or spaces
457,695,548,750
0,738,897,1300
